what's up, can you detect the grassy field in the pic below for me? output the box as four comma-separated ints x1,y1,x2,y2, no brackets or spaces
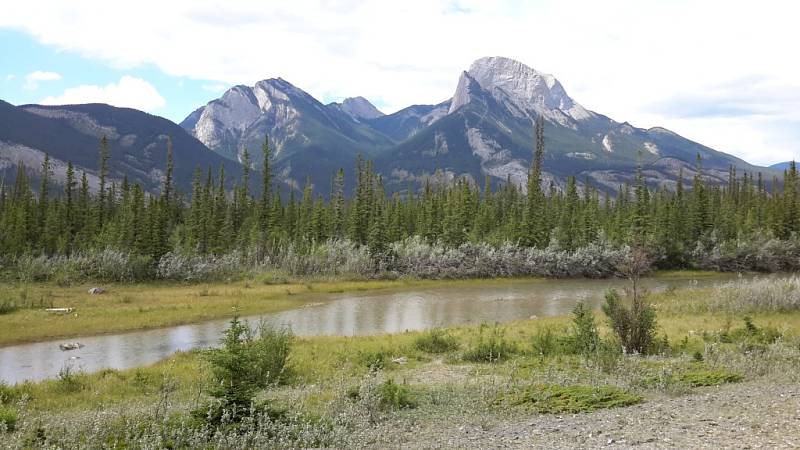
2,277,800,447
0,271,720,347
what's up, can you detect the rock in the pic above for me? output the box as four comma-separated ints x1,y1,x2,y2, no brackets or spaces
88,287,106,295
59,342,84,351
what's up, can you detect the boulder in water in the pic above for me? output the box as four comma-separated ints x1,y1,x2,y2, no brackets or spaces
59,342,84,351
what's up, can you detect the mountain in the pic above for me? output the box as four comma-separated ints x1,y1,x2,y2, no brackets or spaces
0,100,244,193
769,161,795,171
326,97,384,121
365,102,451,142
185,57,769,195
181,78,394,191
374,57,765,192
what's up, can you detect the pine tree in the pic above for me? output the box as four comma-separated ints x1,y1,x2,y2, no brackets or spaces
96,136,110,230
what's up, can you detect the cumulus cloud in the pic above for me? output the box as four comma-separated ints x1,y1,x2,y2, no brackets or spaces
40,76,166,111
23,70,61,90
2,0,799,164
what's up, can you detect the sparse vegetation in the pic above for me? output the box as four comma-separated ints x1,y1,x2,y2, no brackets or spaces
376,379,416,410
463,324,517,362
414,328,459,353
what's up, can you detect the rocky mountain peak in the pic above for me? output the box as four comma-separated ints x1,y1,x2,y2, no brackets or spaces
448,71,484,114
338,96,384,120
461,56,591,122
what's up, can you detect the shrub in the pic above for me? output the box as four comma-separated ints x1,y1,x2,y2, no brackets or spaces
377,379,416,410
205,317,293,415
0,405,17,432
56,364,85,393
570,302,600,355
703,317,783,347
414,328,459,354
502,384,642,413
13,249,154,283
602,289,657,355
710,276,800,313
0,299,18,315
356,349,391,370
678,368,743,387
463,325,516,363
0,382,20,404
531,326,560,357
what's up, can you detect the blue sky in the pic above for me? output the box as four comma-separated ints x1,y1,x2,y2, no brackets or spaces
1,0,799,166
0,29,228,122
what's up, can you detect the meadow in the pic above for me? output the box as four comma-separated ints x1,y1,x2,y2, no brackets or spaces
2,276,800,448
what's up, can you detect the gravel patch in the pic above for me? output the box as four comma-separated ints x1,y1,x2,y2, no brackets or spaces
361,381,800,449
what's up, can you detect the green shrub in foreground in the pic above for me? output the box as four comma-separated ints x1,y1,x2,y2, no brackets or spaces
377,379,416,410
356,349,392,370
204,317,293,418
0,405,18,432
463,325,517,363
414,328,459,354
0,299,18,315
677,368,743,387
503,384,642,413
602,289,657,355
0,382,20,405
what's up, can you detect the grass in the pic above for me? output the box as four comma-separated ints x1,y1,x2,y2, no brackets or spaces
502,384,643,413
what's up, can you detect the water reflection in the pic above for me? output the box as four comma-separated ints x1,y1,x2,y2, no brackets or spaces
0,275,735,384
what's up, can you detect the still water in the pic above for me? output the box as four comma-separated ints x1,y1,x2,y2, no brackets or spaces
0,275,738,384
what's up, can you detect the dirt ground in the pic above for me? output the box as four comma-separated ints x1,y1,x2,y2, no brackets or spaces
363,381,800,449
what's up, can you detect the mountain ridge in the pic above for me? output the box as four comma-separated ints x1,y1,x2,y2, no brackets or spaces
184,56,768,194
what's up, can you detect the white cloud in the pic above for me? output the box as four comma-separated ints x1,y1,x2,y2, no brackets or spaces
2,0,800,164
23,70,61,90
5,74,15,81
40,76,166,111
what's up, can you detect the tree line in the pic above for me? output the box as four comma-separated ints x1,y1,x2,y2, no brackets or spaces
1,117,798,269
